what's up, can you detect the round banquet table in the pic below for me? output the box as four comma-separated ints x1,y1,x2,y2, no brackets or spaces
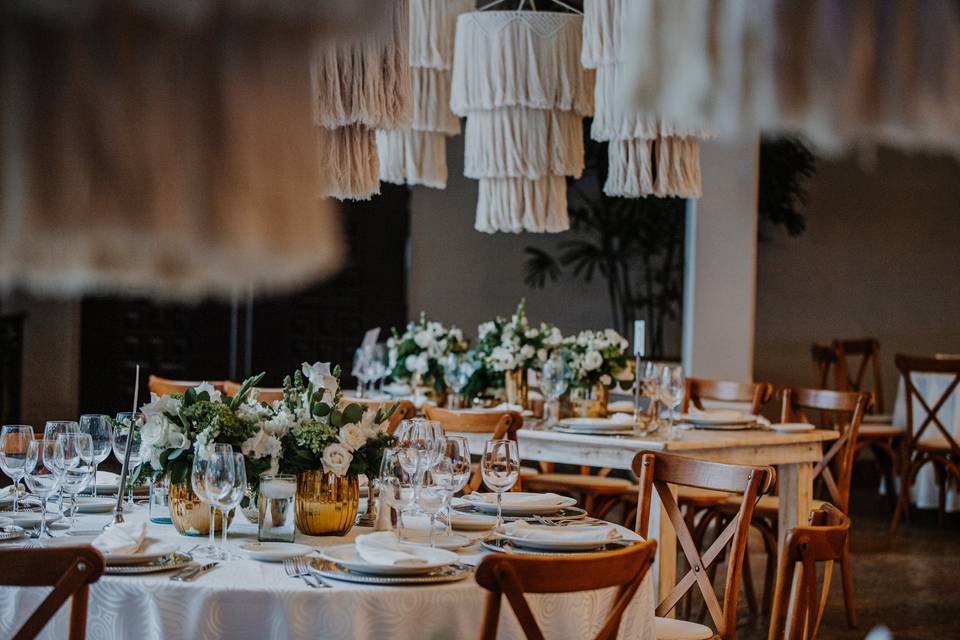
0,507,655,640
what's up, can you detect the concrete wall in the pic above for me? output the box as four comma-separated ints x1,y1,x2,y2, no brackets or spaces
754,149,960,408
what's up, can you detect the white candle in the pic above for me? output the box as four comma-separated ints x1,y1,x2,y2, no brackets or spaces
633,320,645,357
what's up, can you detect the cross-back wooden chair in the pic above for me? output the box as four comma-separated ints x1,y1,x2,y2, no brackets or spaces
475,539,657,640
768,504,851,640
223,380,284,403
890,354,960,532
810,345,837,390
633,451,774,640
423,407,526,492
707,388,866,626
0,546,105,640
833,339,887,418
148,376,224,397
339,397,416,435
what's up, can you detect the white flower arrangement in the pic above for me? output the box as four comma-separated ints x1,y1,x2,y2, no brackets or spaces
387,313,468,392
563,329,632,389
479,301,562,373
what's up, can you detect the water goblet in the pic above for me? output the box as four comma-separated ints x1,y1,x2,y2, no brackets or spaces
540,353,570,427
481,439,520,527
79,415,112,497
659,364,685,437
0,425,34,512
24,439,63,538
443,353,475,409
204,447,237,557
215,453,246,557
191,445,232,559
44,421,79,513
56,433,95,527
417,459,455,548
379,447,415,539
433,436,471,540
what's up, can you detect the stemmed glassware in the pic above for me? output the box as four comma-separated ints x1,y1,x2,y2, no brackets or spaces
191,445,230,559
43,421,79,513
540,353,570,427
56,433,96,527
433,436,471,541
24,439,63,538
395,419,445,506
367,343,388,397
0,425,33,512
443,353,476,409
79,415,112,497
378,447,415,539
352,346,373,398
659,364,685,436
113,412,144,507
481,439,520,527
636,361,662,436
207,452,245,558
417,458,455,548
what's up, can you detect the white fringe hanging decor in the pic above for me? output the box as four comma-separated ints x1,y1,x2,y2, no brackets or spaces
378,0,473,190
313,0,412,200
582,0,704,199
451,10,594,234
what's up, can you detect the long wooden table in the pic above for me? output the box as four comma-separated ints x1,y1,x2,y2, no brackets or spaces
451,425,839,602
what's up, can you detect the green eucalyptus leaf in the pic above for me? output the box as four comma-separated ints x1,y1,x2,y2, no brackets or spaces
314,403,331,418
330,410,343,428
342,403,363,425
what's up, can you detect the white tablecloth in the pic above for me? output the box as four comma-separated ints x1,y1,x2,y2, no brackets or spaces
0,509,655,640
892,372,960,512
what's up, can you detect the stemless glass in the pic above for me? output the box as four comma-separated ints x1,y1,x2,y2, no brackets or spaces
379,447,414,539
434,436,471,540
56,433,95,527
659,364,685,435
24,439,63,538
79,415,112,497
113,413,144,507
481,439,520,527
0,425,33,512
540,353,570,427
204,447,237,557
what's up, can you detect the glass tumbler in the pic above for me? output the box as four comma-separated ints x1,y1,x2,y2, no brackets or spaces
257,474,296,542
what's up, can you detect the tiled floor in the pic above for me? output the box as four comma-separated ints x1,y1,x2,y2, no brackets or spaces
732,465,960,640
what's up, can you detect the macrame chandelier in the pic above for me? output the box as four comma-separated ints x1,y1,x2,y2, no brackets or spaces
377,0,474,190
451,9,594,233
582,0,703,199
622,0,960,159
313,0,412,201
0,0,392,300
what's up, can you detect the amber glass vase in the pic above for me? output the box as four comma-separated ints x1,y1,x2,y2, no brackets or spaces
504,368,529,408
569,384,610,418
169,480,231,536
295,470,360,536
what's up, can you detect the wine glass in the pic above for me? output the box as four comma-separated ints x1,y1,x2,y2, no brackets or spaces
443,353,476,409
24,439,63,538
56,433,95,527
366,343,388,397
79,415,112,498
434,436,471,540
417,458,455,548
0,425,33,512
213,452,246,557
113,413,144,507
204,447,237,557
636,361,662,435
396,419,445,506
481,439,520,527
43,421,79,513
540,353,570,427
379,447,414,539
191,445,230,559
352,346,373,398
659,364,684,435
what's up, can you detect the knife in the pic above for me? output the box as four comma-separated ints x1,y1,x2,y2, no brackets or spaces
171,562,219,582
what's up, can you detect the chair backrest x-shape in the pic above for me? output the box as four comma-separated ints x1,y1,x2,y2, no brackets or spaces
894,354,960,457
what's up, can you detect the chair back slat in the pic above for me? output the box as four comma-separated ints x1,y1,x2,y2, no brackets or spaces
681,378,773,415
833,339,885,413
894,354,960,457
780,388,868,512
768,504,850,640
810,345,836,390
475,541,657,640
424,407,523,442
148,376,224,397
633,451,774,638
341,397,416,435
223,381,284,403
1,546,104,640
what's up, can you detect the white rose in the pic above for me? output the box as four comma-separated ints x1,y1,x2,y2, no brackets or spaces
241,430,282,460
301,362,338,398
583,350,604,371
537,348,548,362
520,345,535,359
600,374,612,386
524,329,538,339
141,392,181,418
478,321,496,340
358,410,379,439
338,423,368,451
322,443,353,477
450,328,463,343
140,416,166,446
414,330,433,349
194,381,222,402
167,431,191,450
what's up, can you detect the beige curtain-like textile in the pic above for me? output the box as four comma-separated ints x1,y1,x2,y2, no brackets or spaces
0,1,394,300
623,0,960,158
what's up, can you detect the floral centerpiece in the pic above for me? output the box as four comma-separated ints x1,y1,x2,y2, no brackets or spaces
274,362,396,535
474,301,563,406
387,313,468,395
563,329,632,417
134,374,275,534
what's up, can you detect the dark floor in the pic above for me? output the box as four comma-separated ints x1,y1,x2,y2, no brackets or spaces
733,463,960,640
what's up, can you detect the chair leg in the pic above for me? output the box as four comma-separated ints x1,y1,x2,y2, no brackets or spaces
755,519,779,615
840,536,857,628
69,587,89,640
934,461,946,527
890,459,914,534
741,538,759,616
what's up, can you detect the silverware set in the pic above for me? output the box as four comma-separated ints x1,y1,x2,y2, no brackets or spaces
169,562,219,582
283,556,328,588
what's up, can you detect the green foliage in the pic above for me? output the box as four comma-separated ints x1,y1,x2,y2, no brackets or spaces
759,136,815,238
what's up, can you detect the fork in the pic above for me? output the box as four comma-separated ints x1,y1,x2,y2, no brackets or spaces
294,555,330,588
283,557,323,588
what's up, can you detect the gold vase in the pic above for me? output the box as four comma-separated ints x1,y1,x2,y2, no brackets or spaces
295,470,359,536
570,384,610,418
168,480,231,536
504,368,529,408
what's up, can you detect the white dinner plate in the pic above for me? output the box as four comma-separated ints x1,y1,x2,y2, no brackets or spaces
462,492,577,516
682,411,756,426
73,497,117,513
0,511,62,528
558,418,634,432
494,530,623,552
770,422,816,433
321,544,458,576
102,540,180,565
400,533,471,550
238,542,316,562
552,425,636,436
441,510,498,531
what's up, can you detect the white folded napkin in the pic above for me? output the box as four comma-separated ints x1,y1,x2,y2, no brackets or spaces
92,521,147,555
608,413,635,425
355,532,429,567
493,402,524,412
607,400,634,413
501,521,620,544
383,383,412,396
95,471,121,487
467,492,566,509
688,408,752,422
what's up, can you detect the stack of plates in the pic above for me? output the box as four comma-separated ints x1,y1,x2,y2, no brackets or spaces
238,542,315,562
553,418,635,435
454,493,587,522
681,410,758,430
483,521,642,555
316,543,469,585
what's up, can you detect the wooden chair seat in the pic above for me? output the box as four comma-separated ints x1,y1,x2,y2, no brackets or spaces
915,434,960,452
654,616,715,640
719,494,832,520
523,473,633,494
861,413,893,425
857,423,901,437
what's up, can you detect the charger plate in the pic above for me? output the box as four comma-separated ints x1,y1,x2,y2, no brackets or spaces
105,552,192,575
452,503,587,522
309,559,471,585
480,537,634,557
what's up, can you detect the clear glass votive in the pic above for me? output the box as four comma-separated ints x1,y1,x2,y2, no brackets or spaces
258,474,296,542
149,475,172,524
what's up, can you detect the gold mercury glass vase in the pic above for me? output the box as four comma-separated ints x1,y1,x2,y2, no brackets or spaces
169,480,231,536
295,470,360,536
504,368,529,408
570,383,610,418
